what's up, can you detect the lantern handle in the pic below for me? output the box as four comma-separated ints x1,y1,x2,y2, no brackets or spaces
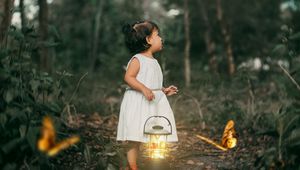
143,116,172,134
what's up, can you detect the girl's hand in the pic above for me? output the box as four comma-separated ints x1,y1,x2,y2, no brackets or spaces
163,85,178,96
142,87,155,101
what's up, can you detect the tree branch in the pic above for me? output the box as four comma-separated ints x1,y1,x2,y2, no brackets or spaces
278,64,300,92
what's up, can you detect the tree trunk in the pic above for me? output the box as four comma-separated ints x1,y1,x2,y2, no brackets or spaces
184,0,191,87
199,0,218,74
142,0,150,19
0,0,15,47
216,0,235,75
90,0,104,72
19,0,26,29
38,0,50,72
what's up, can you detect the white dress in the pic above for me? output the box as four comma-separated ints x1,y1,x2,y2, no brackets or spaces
116,54,178,143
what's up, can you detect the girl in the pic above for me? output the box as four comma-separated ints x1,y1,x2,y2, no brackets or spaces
117,20,178,170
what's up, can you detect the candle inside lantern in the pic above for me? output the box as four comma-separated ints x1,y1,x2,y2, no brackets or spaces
148,134,168,159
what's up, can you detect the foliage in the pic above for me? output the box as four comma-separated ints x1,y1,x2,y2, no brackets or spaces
0,26,65,169
254,27,300,169
255,103,300,169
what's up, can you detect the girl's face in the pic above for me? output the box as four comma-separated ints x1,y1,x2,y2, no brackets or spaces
147,29,163,53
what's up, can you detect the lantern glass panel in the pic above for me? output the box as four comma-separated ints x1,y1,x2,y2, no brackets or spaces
148,134,168,159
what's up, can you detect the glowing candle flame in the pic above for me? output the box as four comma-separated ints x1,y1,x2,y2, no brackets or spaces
148,135,168,159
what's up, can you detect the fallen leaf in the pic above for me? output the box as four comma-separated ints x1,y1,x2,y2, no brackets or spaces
186,160,195,165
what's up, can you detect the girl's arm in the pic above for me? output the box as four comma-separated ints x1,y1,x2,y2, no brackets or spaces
124,58,154,101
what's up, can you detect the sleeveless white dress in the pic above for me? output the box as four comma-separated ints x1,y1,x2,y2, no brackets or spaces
116,54,178,143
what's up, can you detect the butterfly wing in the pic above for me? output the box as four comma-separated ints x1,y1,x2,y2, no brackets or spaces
38,116,80,156
38,116,56,152
47,136,80,156
221,120,237,148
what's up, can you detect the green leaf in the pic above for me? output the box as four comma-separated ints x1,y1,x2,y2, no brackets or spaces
289,32,300,40
286,127,300,147
104,152,117,156
84,144,91,164
3,163,17,170
41,72,49,76
107,164,117,170
48,25,61,40
46,42,60,47
19,125,27,138
29,80,40,92
22,26,35,35
0,49,9,59
0,114,7,125
26,126,40,151
260,147,277,166
272,44,287,56
282,114,300,138
0,68,9,81
4,89,14,103
40,41,60,48
8,29,24,40
0,151,3,165
45,76,53,83
43,102,62,113
1,138,23,154
7,109,27,123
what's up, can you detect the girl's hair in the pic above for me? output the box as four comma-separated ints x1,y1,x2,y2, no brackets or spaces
122,20,159,54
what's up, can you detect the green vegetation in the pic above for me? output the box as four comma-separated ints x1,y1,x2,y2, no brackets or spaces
0,0,300,169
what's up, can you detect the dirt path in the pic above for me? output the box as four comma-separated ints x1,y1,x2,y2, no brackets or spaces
169,126,260,169
50,113,272,169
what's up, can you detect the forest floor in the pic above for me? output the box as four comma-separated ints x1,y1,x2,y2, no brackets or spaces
50,113,274,170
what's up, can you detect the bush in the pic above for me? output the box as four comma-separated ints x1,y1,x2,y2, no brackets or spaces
0,26,65,169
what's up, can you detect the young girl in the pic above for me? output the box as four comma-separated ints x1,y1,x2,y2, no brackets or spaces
117,20,178,170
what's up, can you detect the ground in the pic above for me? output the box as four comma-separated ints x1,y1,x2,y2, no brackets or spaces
50,113,273,170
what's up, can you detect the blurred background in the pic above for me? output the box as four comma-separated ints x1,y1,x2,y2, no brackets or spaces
1,0,300,169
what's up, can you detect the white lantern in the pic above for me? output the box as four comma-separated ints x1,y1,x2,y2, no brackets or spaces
143,116,172,169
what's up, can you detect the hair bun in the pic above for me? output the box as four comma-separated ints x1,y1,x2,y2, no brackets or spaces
122,23,134,35
121,20,158,54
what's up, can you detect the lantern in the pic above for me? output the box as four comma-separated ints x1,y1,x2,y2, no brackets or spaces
143,116,172,170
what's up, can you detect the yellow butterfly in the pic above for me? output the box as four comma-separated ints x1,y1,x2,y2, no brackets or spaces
196,120,237,151
221,120,237,149
37,116,80,156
